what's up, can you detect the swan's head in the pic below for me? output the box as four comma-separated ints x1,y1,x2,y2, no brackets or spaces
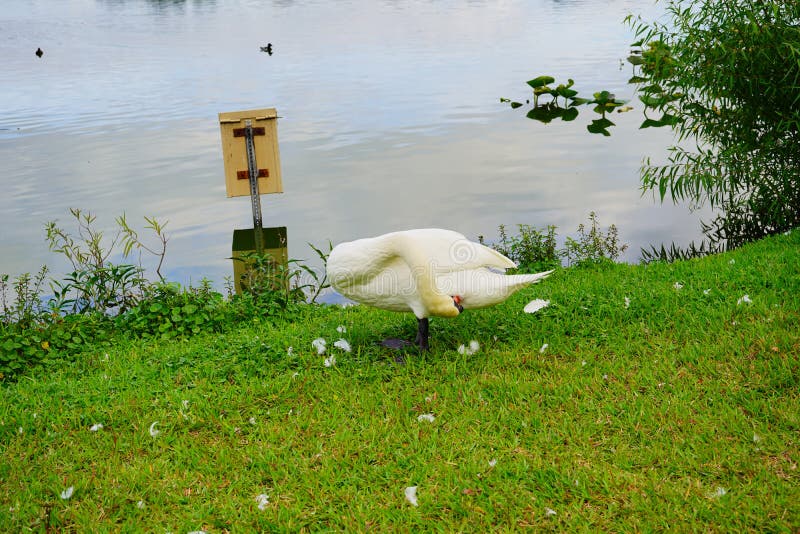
452,295,464,313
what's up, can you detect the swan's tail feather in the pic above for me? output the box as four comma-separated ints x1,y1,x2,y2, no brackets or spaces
504,269,553,288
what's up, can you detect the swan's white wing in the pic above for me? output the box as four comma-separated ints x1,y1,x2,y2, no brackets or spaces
398,229,516,272
328,240,420,313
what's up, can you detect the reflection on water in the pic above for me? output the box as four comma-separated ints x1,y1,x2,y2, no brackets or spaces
0,0,705,288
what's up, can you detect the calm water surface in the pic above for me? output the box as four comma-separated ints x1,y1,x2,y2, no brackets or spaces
1,0,704,288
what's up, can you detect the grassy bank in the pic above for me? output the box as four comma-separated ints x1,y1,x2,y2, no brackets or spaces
1,231,798,532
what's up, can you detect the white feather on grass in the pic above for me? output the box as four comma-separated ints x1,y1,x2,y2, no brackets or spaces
333,339,351,352
524,299,550,314
312,338,327,355
458,340,480,355
404,486,419,506
708,486,727,498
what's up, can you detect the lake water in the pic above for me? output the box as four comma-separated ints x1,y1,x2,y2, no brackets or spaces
1,0,706,290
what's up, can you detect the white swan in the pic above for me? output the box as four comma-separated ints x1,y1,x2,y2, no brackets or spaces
327,228,552,351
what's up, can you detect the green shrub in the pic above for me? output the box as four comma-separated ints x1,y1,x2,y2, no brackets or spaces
482,214,628,270
1,267,49,327
1,313,110,382
45,208,168,315
629,0,800,249
561,212,628,266
118,280,225,340
479,224,560,274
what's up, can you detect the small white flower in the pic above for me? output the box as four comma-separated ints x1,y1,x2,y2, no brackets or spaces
312,338,327,355
255,493,270,510
488,459,497,468
539,343,548,354
249,417,257,425
89,423,103,432
708,486,727,498
545,507,557,517
333,339,351,352
17,427,23,435
417,413,435,423
524,299,550,313
182,400,190,410
60,486,74,500
602,374,609,380
703,289,711,295
336,325,347,333
404,486,419,506
136,500,145,509
729,259,735,264
624,297,630,309
287,346,294,356
581,360,587,366
149,421,160,437
753,433,761,443
323,355,336,367
291,372,299,379
673,282,683,290
737,294,752,305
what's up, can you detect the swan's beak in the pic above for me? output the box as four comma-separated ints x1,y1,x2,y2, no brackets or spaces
452,295,464,313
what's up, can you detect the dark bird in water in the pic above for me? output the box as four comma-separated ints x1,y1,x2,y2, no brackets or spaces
35,47,43,58
259,43,273,55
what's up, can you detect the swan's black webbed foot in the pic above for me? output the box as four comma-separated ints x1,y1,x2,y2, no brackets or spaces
381,317,431,363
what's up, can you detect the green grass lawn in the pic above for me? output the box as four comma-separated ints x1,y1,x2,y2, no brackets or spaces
2,231,798,532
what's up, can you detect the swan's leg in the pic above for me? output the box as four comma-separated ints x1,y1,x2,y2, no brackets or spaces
416,317,430,351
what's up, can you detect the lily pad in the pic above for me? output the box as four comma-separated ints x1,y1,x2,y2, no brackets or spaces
526,75,555,89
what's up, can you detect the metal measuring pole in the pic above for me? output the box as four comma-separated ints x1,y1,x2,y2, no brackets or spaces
244,120,264,254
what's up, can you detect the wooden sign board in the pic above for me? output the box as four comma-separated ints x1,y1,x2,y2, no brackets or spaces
231,227,288,295
219,108,283,197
